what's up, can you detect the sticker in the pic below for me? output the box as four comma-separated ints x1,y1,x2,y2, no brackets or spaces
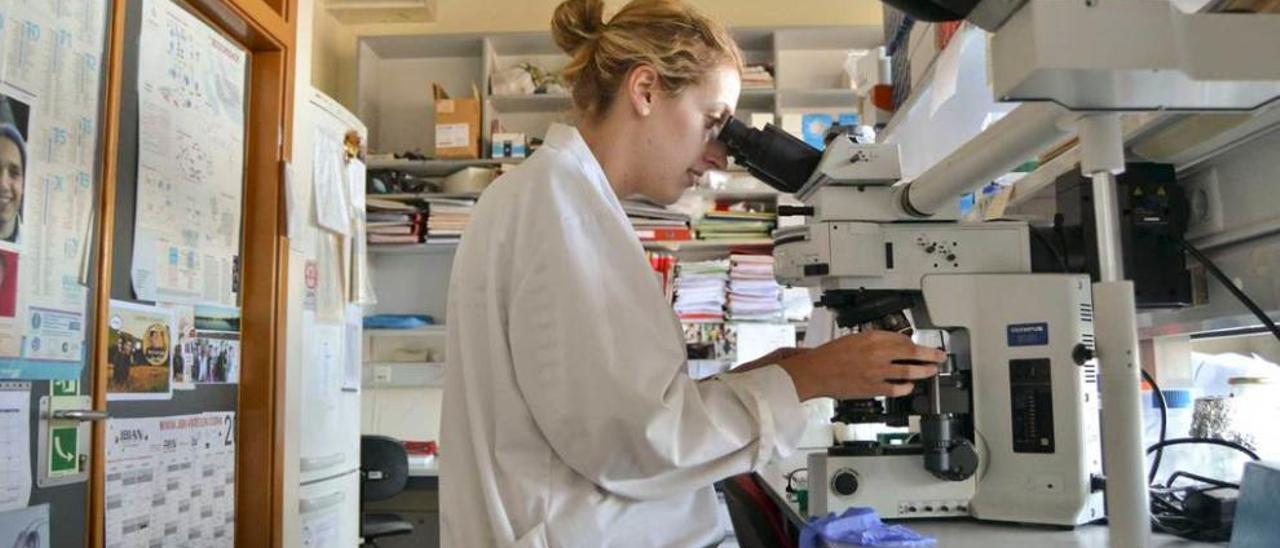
1007,322,1049,347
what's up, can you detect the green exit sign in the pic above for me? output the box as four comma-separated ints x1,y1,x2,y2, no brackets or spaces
50,426,78,474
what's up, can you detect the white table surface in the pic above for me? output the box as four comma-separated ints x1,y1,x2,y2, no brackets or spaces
757,451,1218,547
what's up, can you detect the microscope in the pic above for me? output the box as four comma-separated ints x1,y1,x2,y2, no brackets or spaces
718,119,1106,526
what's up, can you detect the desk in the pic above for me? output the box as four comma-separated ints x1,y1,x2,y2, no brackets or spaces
408,456,438,490
757,452,1216,547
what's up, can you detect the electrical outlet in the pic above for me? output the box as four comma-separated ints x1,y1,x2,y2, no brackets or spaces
1184,168,1224,239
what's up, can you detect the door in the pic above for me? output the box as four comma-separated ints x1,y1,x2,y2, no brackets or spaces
0,1,115,546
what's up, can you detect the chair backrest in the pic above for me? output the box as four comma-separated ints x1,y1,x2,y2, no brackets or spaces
361,435,409,502
721,473,797,548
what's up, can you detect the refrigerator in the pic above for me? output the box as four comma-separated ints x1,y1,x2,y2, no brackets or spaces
286,88,368,547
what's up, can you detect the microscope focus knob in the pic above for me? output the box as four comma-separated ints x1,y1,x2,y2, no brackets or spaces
1072,343,1095,366
831,469,860,497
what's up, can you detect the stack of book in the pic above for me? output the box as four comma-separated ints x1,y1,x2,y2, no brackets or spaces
726,254,782,322
423,198,475,244
694,210,776,240
624,198,692,241
742,64,775,89
673,259,729,322
367,198,422,245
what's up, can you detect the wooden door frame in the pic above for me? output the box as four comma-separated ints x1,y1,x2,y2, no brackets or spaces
89,0,297,546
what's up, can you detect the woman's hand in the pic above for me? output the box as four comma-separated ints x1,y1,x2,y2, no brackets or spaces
774,330,945,401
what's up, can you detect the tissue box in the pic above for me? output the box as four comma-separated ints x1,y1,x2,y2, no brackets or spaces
491,132,527,158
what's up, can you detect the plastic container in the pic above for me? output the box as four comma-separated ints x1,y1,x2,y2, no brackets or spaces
1142,386,1197,484
1228,377,1280,461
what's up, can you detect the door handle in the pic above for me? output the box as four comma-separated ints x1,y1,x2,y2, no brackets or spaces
49,409,109,422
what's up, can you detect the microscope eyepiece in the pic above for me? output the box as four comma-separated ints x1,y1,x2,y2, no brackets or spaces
715,115,822,194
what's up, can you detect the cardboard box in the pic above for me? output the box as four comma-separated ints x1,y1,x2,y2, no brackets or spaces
432,83,481,159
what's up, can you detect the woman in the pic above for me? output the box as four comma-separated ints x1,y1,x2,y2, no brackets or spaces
0,123,24,244
440,1,946,546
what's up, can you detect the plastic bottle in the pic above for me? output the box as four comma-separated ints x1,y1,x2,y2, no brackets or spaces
1143,386,1196,484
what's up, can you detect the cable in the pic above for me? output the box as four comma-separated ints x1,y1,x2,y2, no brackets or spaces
1166,470,1238,490
1141,369,1169,485
1181,239,1280,343
1144,437,1261,462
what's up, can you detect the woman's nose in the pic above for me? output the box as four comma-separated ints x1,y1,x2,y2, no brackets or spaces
704,140,729,171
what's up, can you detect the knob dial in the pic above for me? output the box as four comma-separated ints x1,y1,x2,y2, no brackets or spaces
831,469,859,497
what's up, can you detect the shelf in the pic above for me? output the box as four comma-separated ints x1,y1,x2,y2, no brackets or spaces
363,361,446,388
366,157,523,177
643,238,773,252
778,88,859,110
489,93,572,113
370,191,480,201
368,242,459,255
737,88,776,110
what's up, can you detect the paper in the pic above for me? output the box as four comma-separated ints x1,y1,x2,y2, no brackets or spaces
106,300,175,401
928,27,966,117
300,507,341,548
348,159,376,305
163,304,197,389
342,305,361,391
0,383,32,512
106,413,236,547
284,161,305,251
192,305,240,384
0,0,110,376
315,233,345,323
0,503,49,547
132,0,246,306
732,323,796,367
312,131,350,236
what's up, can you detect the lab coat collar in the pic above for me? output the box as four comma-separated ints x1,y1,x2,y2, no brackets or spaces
543,123,627,219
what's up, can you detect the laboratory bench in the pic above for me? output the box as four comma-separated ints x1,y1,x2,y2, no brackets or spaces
755,453,1217,547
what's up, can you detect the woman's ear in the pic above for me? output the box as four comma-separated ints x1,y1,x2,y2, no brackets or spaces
625,64,659,117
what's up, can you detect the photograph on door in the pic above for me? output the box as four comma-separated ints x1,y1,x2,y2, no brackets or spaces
106,300,175,401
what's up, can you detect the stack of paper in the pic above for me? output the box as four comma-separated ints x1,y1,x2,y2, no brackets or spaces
423,198,476,244
367,198,422,245
694,210,776,240
727,254,782,322
673,259,730,322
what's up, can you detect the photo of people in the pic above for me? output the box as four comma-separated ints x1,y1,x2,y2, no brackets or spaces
0,93,29,244
193,305,240,384
0,249,17,317
164,304,197,389
106,300,174,400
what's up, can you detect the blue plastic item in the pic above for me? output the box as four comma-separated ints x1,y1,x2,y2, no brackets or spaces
799,507,936,548
363,314,434,329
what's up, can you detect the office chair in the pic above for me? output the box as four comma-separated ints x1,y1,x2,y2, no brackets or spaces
721,473,798,548
360,435,414,546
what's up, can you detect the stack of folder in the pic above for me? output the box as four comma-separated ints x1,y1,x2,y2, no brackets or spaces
673,259,729,322
694,209,776,241
726,254,783,322
367,198,422,245
423,198,475,244
624,198,692,241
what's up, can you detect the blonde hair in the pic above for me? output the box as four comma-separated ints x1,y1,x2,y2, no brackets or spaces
551,0,743,117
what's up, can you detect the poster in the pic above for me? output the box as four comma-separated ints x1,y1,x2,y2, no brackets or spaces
132,0,246,306
0,504,49,548
163,304,197,389
106,413,236,547
0,383,31,512
106,300,174,401
0,1,110,380
193,305,239,384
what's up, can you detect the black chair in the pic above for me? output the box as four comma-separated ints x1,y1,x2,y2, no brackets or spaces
360,435,414,546
721,473,798,548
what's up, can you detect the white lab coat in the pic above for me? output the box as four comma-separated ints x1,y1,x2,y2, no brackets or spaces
439,124,807,547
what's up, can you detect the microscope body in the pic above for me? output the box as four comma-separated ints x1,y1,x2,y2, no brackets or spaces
728,127,1105,525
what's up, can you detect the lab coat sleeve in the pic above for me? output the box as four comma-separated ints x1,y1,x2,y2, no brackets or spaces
507,214,807,501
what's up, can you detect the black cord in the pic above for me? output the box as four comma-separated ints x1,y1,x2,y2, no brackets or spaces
1181,239,1280,343
1141,369,1169,485
1167,470,1239,490
1145,437,1261,462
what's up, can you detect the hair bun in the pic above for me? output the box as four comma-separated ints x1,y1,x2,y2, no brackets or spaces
552,0,606,55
